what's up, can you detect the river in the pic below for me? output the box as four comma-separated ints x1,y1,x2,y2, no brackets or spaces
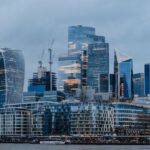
0,144,149,150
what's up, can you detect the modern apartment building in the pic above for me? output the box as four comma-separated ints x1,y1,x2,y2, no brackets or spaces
70,103,114,137
113,102,150,137
0,108,30,137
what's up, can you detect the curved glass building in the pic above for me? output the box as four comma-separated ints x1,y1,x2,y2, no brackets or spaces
0,48,25,107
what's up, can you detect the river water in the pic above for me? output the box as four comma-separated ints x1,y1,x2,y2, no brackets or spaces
0,144,149,150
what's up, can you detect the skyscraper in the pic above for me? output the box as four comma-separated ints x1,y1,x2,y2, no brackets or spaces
114,50,133,100
87,43,109,93
144,64,150,96
0,48,25,107
58,53,82,97
110,74,115,98
68,25,105,54
133,73,144,97
58,25,109,98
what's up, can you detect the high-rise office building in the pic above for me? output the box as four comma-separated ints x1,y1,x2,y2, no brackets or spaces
0,48,25,107
110,74,115,98
58,25,109,97
133,73,144,97
114,50,133,100
144,64,150,96
58,53,82,97
87,43,109,93
68,25,105,54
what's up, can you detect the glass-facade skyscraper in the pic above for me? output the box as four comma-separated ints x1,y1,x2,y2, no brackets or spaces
58,25,109,97
58,53,82,97
133,73,144,97
0,48,25,107
87,43,109,93
114,50,133,100
68,25,105,54
144,64,150,96
110,74,115,98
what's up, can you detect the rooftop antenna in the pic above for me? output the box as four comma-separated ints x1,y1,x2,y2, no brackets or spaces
48,39,55,91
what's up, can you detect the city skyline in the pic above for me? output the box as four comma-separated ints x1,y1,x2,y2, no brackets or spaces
0,0,150,146
0,0,150,90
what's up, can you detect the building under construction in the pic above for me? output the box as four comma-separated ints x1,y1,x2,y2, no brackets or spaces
28,65,57,92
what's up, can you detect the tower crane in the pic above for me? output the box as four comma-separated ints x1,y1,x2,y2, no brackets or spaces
48,39,55,91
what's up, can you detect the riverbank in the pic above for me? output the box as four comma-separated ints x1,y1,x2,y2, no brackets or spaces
0,137,150,145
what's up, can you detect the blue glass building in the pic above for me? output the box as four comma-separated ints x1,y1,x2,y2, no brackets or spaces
110,74,115,97
87,43,109,93
144,64,150,96
58,25,110,97
114,50,133,100
0,48,25,107
68,25,105,54
133,73,144,97
58,54,82,97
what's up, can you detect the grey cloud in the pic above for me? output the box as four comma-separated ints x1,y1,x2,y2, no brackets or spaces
0,0,150,90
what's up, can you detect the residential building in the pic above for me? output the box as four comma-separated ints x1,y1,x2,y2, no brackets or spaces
0,100,114,138
0,107,30,137
113,102,150,138
0,48,25,107
70,102,114,137
2,101,69,137
2,101,57,137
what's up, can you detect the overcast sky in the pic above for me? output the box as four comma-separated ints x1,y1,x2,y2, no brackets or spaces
0,0,150,90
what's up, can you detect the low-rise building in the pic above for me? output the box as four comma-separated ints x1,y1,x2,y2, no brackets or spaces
113,102,150,138
70,102,114,137
0,108,30,137
0,101,115,138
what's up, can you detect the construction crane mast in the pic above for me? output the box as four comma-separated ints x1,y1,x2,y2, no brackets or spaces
38,49,45,67
48,39,55,91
